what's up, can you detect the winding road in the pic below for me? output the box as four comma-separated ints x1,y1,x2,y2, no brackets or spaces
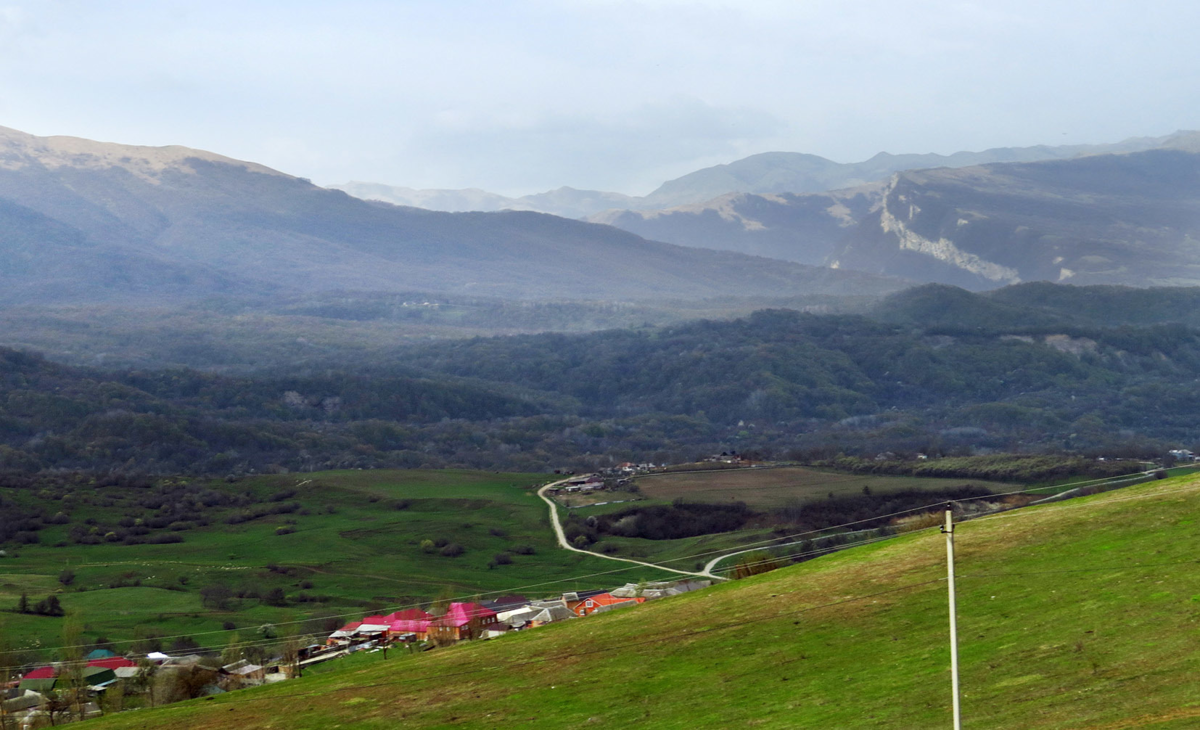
537,480,715,579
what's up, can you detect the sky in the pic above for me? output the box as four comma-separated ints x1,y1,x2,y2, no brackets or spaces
1,0,1197,196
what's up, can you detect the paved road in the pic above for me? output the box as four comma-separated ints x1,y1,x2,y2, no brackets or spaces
537,480,712,579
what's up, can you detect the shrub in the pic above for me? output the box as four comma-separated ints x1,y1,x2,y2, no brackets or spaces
489,527,507,538
419,539,436,554
512,545,536,555
147,533,183,545
58,568,75,586
439,543,464,557
491,552,512,565
264,587,287,606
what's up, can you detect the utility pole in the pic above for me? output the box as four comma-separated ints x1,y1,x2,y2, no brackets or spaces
942,506,962,730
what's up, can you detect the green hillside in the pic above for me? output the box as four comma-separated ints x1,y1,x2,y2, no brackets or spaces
80,474,1200,729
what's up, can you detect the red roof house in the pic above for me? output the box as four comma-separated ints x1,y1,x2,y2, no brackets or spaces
87,656,137,670
566,592,645,617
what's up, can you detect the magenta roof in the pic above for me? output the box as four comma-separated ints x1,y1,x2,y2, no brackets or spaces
435,602,497,628
389,618,432,633
383,608,432,623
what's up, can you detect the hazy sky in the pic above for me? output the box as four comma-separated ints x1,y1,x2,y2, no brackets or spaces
1,0,1197,195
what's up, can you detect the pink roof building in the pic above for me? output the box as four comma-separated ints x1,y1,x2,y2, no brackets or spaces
384,608,433,634
430,602,500,640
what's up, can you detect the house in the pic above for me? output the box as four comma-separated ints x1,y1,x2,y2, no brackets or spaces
565,592,645,617
482,595,529,613
83,665,117,689
220,659,267,687
2,689,43,714
356,616,391,642
497,606,541,630
528,604,575,627
610,579,711,600
326,621,362,646
383,608,434,640
17,666,57,693
87,656,137,671
85,649,116,660
428,602,499,642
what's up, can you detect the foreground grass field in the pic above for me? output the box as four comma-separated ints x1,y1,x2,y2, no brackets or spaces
0,470,671,656
80,473,1200,728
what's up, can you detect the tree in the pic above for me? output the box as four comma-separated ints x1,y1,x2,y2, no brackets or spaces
58,567,75,586
264,587,287,607
59,612,85,722
220,632,243,667
135,658,159,708
15,592,28,614
199,583,233,610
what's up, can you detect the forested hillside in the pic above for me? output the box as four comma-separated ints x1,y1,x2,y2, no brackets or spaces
2,285,1200,475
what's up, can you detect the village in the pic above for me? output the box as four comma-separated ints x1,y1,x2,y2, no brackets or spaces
1,578,710,727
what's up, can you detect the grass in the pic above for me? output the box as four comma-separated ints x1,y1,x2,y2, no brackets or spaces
80,472,1200,729
0,469,674,659
635,465,1016,508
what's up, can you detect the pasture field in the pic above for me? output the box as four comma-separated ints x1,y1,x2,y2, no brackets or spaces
0,470,672,660
636,465,1016,507
84,472,1200,729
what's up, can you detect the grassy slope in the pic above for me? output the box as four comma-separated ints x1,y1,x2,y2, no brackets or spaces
82,474,1200,729
0,470,671,654
635,465,1016,508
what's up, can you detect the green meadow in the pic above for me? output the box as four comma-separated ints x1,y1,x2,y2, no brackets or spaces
0,470,673,659
81,472,1200,729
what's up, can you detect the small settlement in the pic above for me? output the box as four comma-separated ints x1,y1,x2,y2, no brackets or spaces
3,579,708,726
323,579,709,652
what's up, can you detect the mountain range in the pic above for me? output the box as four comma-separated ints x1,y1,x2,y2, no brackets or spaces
333,130,1198,218
0,125,903,305
830,148,1200,289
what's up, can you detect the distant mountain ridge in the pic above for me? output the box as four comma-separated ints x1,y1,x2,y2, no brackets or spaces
334,130,1200,218
0,125,905,305
829,148,1200,289
591,132,1200,277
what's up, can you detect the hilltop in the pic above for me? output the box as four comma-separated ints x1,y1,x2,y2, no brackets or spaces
80,473,1200,728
